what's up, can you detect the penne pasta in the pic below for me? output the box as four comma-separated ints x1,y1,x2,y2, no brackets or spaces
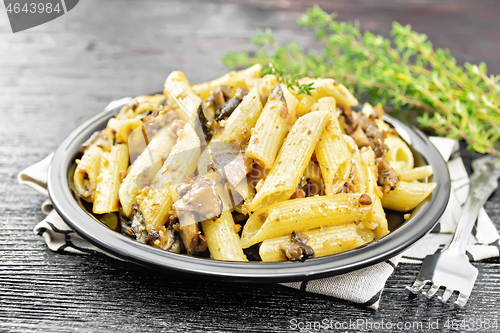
360,147,388,238
385,134,414,172
158,123,201,194
118,121,180,217
93,144,129,214
255,74,279,98
115,94,166,119
399,165,434,181
192,64,262,99
241,193,375,248
74,145,103,201
359,147,382,198
259,223,368,262
201,183,247,261
231,178,255,213
295,93,316,117
107,118,143,145
206,86,262,208
313,97,352,194
136,187,174,234
163,71,202,124
350,141,367,194
248,110,330,211
298,78,358,106
381,180,437,212
245,84,298,169
197,145,212,176
211,86,263,145
372,198,389,239
136,123,200,228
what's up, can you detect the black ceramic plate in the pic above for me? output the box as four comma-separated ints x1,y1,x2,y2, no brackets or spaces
48,104,450,283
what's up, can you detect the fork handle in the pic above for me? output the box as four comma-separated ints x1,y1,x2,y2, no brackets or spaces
447,170,498,254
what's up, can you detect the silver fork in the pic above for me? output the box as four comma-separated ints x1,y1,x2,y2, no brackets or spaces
406,155,500,308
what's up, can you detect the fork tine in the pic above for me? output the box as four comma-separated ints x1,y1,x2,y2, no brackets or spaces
405,280,426,294
438,288,454,303
423,284,440,298
455,293,470,308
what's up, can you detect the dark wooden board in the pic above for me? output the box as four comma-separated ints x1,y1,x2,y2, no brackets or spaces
2,1,500,332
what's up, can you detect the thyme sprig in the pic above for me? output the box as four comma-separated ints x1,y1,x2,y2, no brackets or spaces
262,60,314,96
223,6,500,156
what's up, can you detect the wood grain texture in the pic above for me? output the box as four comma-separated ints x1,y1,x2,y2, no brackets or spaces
1,0,500,332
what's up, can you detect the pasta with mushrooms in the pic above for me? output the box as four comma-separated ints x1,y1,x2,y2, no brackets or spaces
72,65,436,262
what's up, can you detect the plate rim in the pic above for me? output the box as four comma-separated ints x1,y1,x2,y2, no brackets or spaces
47,104,451,283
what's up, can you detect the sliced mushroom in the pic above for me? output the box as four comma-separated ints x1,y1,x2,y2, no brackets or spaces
216,96,242,121
377,158,400,193
173,176,223,220
195,102,214,142
279,231,315,262
129,204,149,244
173,176,223,255
349,126,372,148
176,211,206,255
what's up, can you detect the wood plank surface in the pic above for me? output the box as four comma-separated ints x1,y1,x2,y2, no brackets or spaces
1,0,500,332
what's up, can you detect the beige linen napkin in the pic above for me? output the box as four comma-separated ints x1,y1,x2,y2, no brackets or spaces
18,102,500,310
